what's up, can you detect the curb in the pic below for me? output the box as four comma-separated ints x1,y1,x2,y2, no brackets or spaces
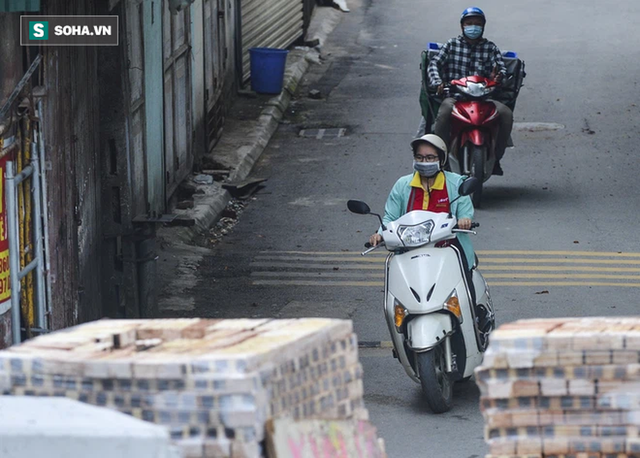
229,50,312,184
158,8,343,245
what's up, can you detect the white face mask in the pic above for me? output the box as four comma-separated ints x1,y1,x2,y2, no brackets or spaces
414,161,440,177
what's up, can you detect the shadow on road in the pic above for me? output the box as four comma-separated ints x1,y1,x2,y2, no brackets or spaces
361,350,482,417
407,378,481,416
365,382,480,416
365,376,482,416
478,184,560,210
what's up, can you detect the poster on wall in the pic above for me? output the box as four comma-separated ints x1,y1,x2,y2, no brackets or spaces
0,147,12,348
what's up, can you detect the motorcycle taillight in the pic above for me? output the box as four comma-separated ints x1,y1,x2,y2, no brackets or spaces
435,240,453,248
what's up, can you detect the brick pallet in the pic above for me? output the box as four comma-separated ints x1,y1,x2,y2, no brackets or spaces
0,318,370,458
476,318,640,458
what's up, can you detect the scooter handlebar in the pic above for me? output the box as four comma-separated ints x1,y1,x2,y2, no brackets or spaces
362,241,384,256
453,222,480,229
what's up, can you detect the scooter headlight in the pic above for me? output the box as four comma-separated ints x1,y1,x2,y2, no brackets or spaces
397,220,435,247
459,81,495,98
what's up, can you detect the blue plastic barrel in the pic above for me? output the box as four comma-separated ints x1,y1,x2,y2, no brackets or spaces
249,47,289,94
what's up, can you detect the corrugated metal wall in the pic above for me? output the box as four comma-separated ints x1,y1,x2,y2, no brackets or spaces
240,0,304,82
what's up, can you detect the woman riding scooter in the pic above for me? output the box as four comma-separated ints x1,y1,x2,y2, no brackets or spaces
369,134,477,305
351,133,494,412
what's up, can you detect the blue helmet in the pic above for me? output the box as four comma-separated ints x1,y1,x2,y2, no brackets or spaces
460,7,486,24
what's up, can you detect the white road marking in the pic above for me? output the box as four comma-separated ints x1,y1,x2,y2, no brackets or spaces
513,122,565,132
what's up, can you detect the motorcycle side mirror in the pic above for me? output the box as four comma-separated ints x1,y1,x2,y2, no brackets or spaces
347,200,387,231
347,200,371,215
458,177,481,196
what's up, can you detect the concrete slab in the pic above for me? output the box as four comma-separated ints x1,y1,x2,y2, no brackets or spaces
0,396,179,458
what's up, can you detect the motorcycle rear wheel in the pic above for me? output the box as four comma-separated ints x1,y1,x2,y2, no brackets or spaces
417,346,453,413
470,146,486,208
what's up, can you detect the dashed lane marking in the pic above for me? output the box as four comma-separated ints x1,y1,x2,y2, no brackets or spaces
250,250,640,288
251,262,640,273
252,280,640,288
254,255,640,265
263,250,640,257
251,271,640,280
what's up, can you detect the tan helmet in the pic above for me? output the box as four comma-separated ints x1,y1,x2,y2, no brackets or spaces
410,134,448,166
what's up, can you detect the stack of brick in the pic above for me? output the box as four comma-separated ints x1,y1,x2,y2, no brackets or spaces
0,318,368,458
476,317,640,458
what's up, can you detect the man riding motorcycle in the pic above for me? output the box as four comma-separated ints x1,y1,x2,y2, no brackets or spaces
427,7,513,176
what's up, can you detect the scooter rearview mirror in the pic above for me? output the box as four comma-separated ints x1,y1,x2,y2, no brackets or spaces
347,200,371,215
458,177,481,196
348,200,387,231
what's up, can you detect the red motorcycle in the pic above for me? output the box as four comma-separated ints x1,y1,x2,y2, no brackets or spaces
420,44,526,208
445,76,501,208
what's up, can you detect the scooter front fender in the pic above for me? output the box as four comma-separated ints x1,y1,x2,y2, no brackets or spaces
460,129,486,147
407,313,453,352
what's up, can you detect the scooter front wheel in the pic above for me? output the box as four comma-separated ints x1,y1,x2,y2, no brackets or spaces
471,146,485,208
416,345,453,413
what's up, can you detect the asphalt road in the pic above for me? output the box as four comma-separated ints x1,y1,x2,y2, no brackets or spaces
169,1,640,456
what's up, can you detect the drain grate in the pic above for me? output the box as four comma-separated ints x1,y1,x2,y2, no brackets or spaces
298,128,347,139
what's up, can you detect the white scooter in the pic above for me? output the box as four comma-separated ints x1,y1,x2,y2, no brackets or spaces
347,178,495,413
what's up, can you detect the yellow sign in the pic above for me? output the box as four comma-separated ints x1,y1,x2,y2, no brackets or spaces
0,157,10,304
0,249,9,301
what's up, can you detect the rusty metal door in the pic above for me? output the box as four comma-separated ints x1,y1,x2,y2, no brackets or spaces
163,3,192,199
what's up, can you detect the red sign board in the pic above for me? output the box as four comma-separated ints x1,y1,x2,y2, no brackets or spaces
0,153,11,304
0,150,11,348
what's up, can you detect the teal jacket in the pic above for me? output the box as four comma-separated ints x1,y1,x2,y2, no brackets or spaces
380,171,475,266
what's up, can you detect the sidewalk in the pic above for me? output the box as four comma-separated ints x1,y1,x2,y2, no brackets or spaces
156,6,346,314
